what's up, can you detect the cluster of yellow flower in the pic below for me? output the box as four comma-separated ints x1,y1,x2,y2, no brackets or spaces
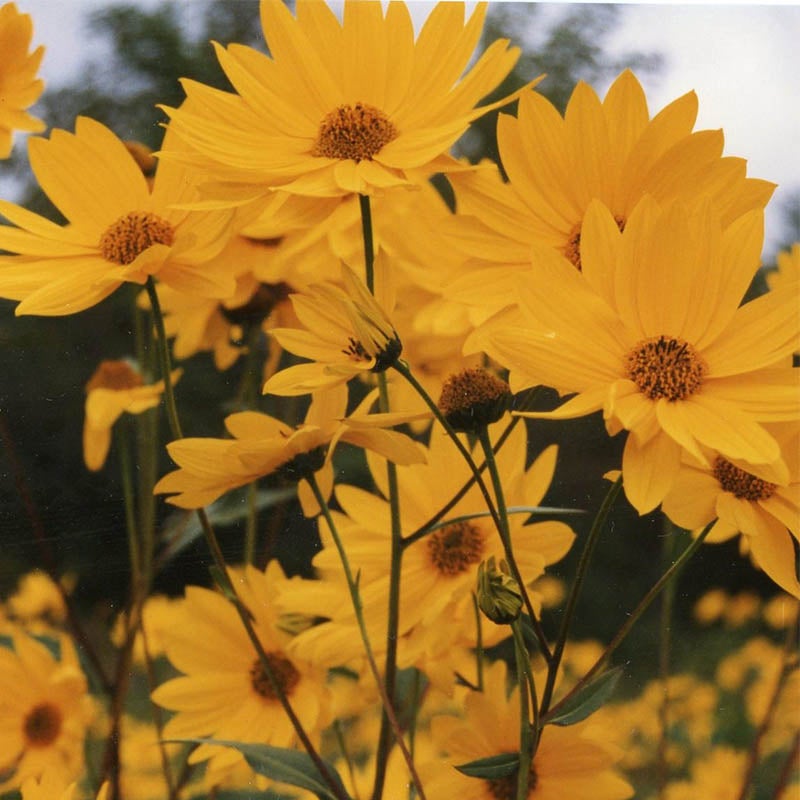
0,1,797,799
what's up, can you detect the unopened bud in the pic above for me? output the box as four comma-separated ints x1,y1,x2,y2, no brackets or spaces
438,368,511,433
476,556,523,624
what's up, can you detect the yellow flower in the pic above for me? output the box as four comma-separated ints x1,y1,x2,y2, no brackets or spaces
264,262,401,396
163,0,539,199
0,633,94,791
424,660,633,800
83,359,180,471
154,383,423,515
664,748,747,800
0,2,44,158
151,562,331,771
0,118,237,316
662,422,800,598
446,69,775,320
767,242,800,291
21,772,109,800
6,570,68,628
482,197,800,514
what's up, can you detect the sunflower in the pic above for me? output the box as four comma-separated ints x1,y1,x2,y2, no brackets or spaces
83,359,180,471
151,562,331,775
154,382,423,515
445,69,775,320
662,422,800,598
162,0,539,199
0,633,94,792
0,2,44,159
423,660,633,800
263,261,401,396
0,118,237,316
481,197,800,514
291,422,575,672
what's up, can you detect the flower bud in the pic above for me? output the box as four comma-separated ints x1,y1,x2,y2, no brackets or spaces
438,368,511,433
476,556,523,625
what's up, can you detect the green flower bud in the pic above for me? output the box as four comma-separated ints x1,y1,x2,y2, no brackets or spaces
476,556,523,625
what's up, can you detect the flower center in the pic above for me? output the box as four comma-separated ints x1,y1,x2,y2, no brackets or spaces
99,211,175,265
427,522,485,576
564,215,626,270
438,368,511,432
485,762,539,800
86,359,144,392
625,335,706,401
713,457,777,501
23,702,62,748
249,652,300,701
312,103,398,162
342,335,402,372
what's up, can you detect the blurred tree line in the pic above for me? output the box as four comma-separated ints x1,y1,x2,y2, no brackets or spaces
1,0,756,665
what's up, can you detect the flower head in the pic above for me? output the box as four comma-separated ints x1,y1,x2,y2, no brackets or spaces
83,359,180,471
264,262,401,396
0,118,237,316
482,197,800,513
0,2,45,158
162,0,540,199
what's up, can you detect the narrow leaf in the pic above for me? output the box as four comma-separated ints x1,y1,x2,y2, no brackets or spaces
455,752,519,779
548,666,624,726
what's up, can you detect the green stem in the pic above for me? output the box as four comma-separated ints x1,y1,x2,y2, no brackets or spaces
117,422,141,585
472,592,485,692
244,480,259,566
477,427,552,664
543,519,716,723
539,476,623,718
146,278,347,800
392,360,502,537
770,732,799,800
307,474,427,800
359,193,375,292
511,620,537,800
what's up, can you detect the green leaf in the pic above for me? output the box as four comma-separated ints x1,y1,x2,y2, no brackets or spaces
455,752,519,779
548,666,624,726
167,739,350,800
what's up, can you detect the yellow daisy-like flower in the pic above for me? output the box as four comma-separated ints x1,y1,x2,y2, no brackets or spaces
664,747,747,800
0,633,94,791
445,69,775,319
83,359,181,471
154,383,423,515
424,660,633,800
163,0,539,199
0,117,237,316
264,261,401,396
482,197,800,514
152,562,331,770
662,422,800,598
6,570,69,629
0,2,45,158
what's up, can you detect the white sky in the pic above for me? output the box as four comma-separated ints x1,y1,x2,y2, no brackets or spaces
15,0,800,256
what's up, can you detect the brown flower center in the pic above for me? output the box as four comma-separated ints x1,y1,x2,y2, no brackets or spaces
427,522,485,576
564,215,626,271
249,652,300,701
486,762,539,799
625,335,706,401
99,211,175,265
713,457,777,501
438,368,511,432
312,103,398,162
86,359,144,392
23,702,62,747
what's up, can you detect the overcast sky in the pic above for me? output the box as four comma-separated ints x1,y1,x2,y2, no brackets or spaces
15,0,800,257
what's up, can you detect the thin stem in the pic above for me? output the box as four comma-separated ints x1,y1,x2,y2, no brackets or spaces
544,519,716,723
244,480,259,566
146,279,347,800
770,732,799,800
308,475,427,800
511,620,537,800
117,422,141,585
539,476,623,718
392,360,502,537
477,427,552,664
472,592,485,692
359,193,375,292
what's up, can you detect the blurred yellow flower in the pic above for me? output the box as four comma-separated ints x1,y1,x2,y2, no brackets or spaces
154,383,423,515
0,634,94,792
482,197,799,513
5,570,71,630
21,772,108,800
664,747,747,800
767,242,800,292
83,359,180,472
163,0,538,199
0,2,44,158
0,118,237,316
